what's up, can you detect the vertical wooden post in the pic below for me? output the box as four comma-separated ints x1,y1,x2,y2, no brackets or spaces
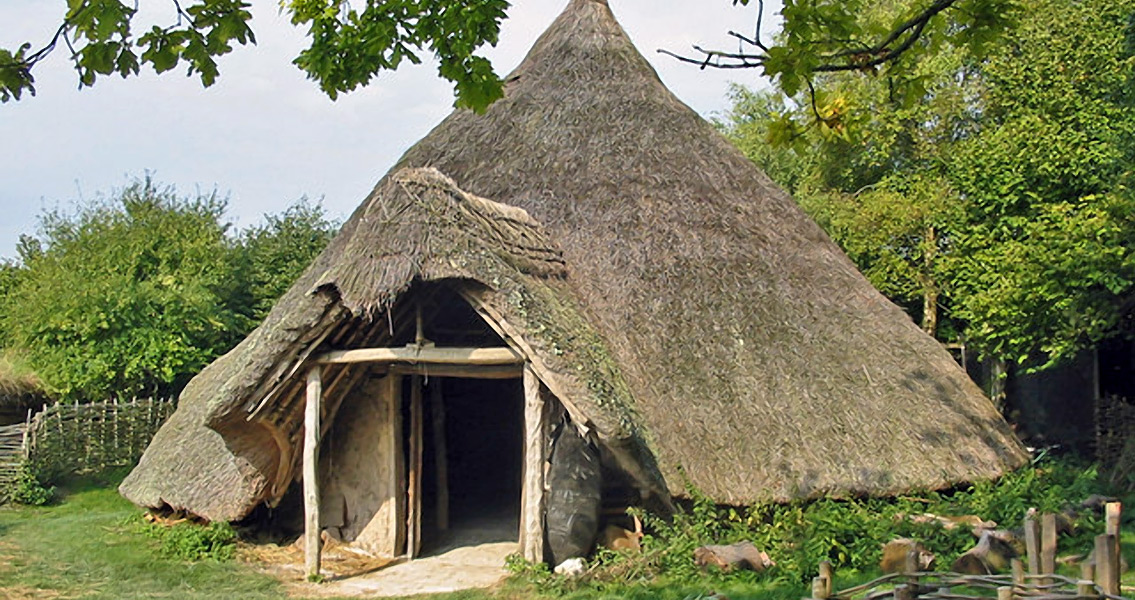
406,374,423,558
429,380,449,532
812,577,829,600
819,561,834,599
1095,534,1118,597
1024,516,1041,575
303,366,323,581
997,586,1013,600
1078,579,1097,599
1011,558,1025,590
387,375,406,557
1041,513,1057,584
1081,559,1095,584
1105,502,1121,585
520,364,546,563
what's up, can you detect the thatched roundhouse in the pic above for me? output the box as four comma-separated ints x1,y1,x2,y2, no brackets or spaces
122,0,1026,563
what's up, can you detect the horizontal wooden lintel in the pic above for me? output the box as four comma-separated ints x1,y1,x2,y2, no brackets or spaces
316,345,523,366
387,363,523,379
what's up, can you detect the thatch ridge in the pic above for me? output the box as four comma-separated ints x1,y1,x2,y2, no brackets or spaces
123,0,1026,520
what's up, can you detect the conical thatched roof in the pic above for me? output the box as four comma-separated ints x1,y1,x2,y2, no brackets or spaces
122,0,1025,521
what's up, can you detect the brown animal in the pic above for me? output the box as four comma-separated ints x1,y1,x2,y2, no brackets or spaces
880,538,935,574
951,531,1017,575
598,514,643,552
693,542,775,572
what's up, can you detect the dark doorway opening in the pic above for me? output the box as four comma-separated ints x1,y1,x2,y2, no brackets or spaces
405,376,524,555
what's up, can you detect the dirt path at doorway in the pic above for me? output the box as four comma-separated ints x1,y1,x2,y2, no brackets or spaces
291,540,516,598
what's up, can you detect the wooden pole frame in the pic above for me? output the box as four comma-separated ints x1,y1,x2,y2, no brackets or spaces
303,366,323,581
407,374,424,558
519,364,547,562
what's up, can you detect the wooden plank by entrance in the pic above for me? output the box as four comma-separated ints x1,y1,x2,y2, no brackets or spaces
519,364,546,562
303,366,323,580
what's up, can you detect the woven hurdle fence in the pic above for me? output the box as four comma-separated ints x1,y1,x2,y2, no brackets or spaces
0,397,175,502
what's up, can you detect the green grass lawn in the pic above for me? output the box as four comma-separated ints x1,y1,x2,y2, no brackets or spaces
0,468,1131,600
0,470,809,600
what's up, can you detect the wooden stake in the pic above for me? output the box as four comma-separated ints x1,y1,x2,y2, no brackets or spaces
1095,534,1118,597
429,380,449,532
303,366,323,581
1081,559,1095,584
1011,558,1025,590
1041,513,1057,583
997,586,1013,600
1105,502,1121,584
1078,579,1097,599
1024,516,1041,575
812,576,829,600
520,364,546,563
819,561,834,598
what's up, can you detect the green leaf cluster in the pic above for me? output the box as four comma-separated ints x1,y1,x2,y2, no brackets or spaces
0,0,255,101
140,518,238,561
724,0,1135,365
0,178,336,401
287,0,509,111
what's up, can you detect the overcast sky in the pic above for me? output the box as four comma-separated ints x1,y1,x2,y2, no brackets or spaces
0,0,779,260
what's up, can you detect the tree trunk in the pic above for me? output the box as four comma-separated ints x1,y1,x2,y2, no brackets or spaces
920,224,939,338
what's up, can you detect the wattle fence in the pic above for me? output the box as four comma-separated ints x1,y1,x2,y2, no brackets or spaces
0,397,175,502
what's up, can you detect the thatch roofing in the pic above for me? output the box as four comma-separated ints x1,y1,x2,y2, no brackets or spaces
122,0,1026,521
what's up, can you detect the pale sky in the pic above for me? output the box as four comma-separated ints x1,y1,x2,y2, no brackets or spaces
0,1,779,259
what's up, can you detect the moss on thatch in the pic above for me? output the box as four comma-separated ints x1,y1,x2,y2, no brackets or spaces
122,0,1026,522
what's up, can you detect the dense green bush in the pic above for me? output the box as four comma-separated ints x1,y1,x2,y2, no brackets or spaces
0,179,336,401
10,463,54,506
142,519,238,562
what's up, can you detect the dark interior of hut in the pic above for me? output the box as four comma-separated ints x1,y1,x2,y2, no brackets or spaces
410,376,524,555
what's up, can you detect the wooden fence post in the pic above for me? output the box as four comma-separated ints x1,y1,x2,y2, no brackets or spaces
1024,515,1041,576
819,561,834,599
1094,534,1119,597
1041,513,1057,585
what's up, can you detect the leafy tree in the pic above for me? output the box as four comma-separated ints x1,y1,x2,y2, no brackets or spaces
2,0,1015,114
0,178,250,400
236,198,337,321
724,0,1135,365
0,182,338,401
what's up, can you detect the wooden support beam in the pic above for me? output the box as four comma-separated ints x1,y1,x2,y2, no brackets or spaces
519,364,547,563
303,366,323,581
407,375,424,558
430,380,449,532
388,363,523,380
318,346,523,366
390,375,406,556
